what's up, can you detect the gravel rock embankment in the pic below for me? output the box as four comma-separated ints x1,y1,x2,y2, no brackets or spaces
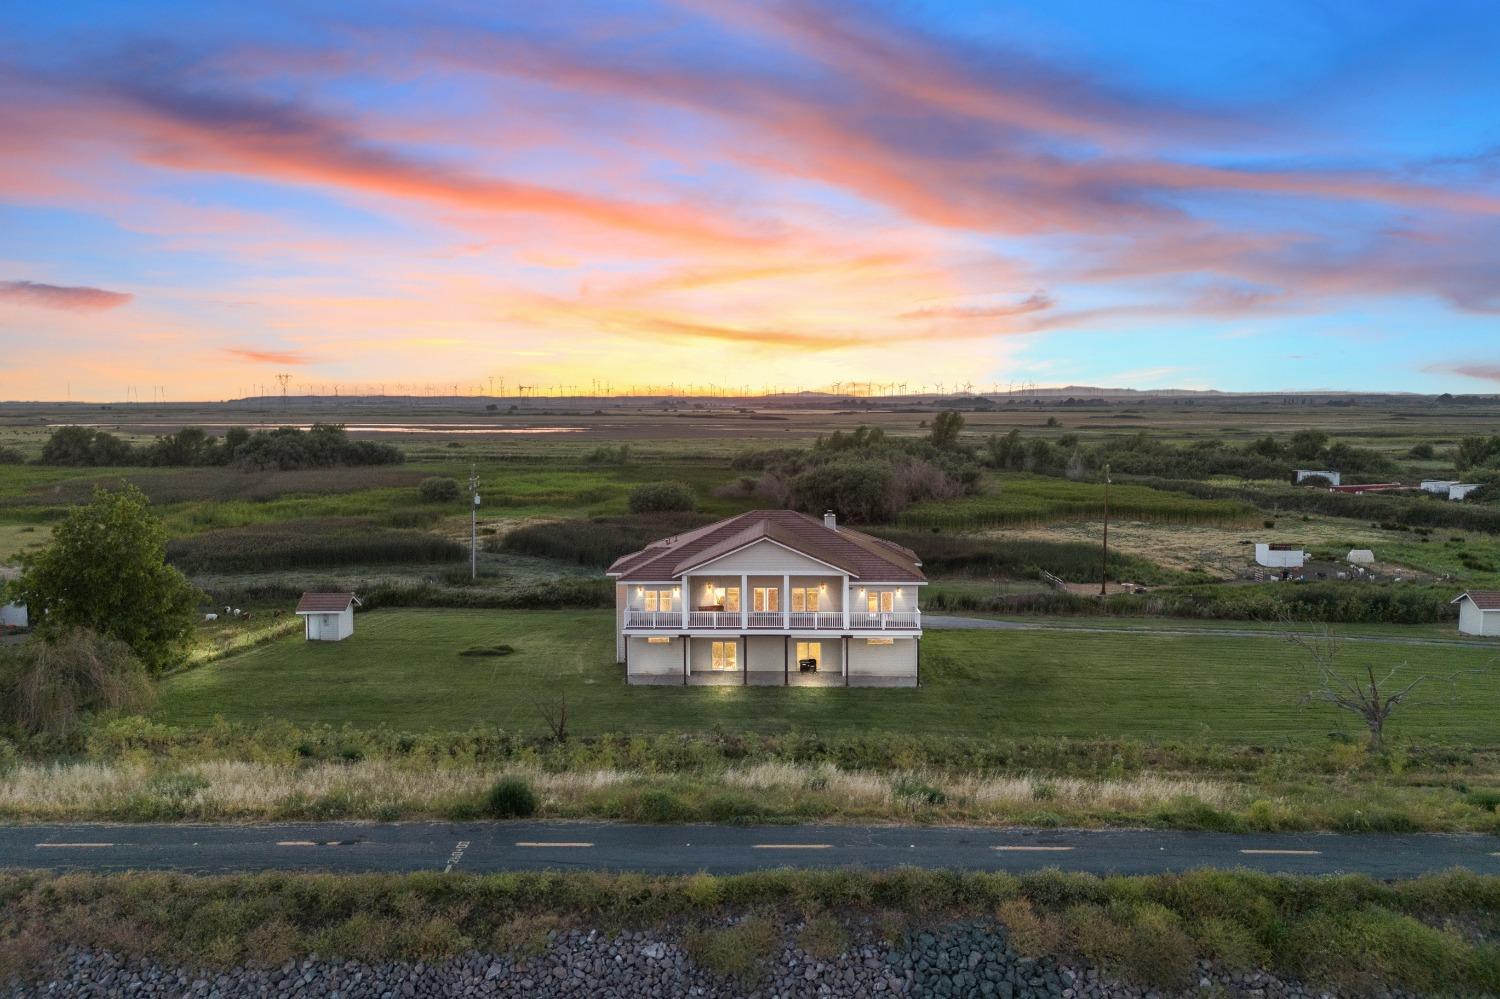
7,919,1403,998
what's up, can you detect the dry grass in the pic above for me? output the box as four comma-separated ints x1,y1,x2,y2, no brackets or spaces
0,758,1239,823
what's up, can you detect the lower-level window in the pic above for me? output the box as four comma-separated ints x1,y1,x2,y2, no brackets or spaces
711,641,738,670
866,637,894,646
646,636,672,645
796,641,821,665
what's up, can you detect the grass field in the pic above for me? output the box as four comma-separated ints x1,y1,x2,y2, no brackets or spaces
901,473,1258,531
156,609,1500,744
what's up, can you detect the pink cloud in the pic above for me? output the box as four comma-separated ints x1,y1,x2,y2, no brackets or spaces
0,279,133,311
224,346,315,365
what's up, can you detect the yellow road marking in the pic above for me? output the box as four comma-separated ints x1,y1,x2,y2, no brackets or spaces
36,842,113,849
1240,849,1321,856
992,845,1075,852
752,843,833,850
515,841,594,848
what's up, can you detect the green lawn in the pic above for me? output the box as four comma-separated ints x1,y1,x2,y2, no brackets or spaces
156,609,1500,744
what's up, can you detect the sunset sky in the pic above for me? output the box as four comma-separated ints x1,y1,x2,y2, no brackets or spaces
3,0,1499,400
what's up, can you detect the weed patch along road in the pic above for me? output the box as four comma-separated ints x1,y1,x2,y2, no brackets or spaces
7,821,1500,879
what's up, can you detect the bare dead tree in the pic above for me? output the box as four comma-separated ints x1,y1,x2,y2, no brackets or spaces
1282,623,1470,750
534,686,569,743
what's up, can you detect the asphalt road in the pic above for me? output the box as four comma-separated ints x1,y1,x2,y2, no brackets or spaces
4,823,1498,878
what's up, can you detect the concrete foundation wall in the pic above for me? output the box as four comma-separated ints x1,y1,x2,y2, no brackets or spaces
627,636,682,677
847,638,917,677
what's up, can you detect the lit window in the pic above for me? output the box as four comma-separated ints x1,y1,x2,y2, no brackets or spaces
867,638,894,646
643,590,658,612
791,587,819,612
711,641,738,670
796,641,821,663
753,587,779,612
881,591,894,614
647,636,672,645
658,590,673,612
723,588,740,612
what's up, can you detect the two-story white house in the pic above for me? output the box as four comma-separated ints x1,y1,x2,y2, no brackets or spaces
607,510,925,686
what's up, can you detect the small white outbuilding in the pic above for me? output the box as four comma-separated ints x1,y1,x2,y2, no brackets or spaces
0,602,26,629
1294,469,1341,486
1453,591,1500,637
1448,483,1484,501
1255,543,1306,569
1347,549,1375,565
296,592,361,642
1421,480,1458,495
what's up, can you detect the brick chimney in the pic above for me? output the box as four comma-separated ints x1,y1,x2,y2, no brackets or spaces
823,510,837,531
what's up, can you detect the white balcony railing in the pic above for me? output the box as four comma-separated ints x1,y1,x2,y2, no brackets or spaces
788,611,844,630
849,611,921,630
625,610,682,629
627,608,921,631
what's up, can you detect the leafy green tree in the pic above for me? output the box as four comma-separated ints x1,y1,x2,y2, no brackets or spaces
1287,429,1329,463
1454,435,1498,473
628,481,698,513
39,426,134,466
13,486,199,673
928,410,965,449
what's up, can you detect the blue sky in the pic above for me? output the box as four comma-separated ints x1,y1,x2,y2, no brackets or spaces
1,0,1498,399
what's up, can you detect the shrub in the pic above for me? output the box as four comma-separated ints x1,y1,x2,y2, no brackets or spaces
797,915,850,959
0,446,25,464
636,789,690,822
418,477,461,502
0,628,154,738
628,481,699,514
996,898,1062,957
484,777,538,819
683,915,778,982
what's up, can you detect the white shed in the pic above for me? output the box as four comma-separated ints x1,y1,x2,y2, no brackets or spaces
1421,480,1458,495
1347,549,1375,565
1294,469,1340,486
1255,543,1306,569
0,602,26,629
1453,591,1500,637
296,592,360,641
1449,483,1484,501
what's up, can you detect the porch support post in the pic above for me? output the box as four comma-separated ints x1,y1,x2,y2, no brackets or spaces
741,635,747,685
843,635,849,687
782,573,790,629
683,636,689,686
783,635,789,686
842,576,850,631
915,637,921,687
681,575,690,630
740,573,748,629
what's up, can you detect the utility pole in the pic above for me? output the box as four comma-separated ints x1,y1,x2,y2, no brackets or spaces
275,373,291,409
1099,463,1111,597
468,464,481,580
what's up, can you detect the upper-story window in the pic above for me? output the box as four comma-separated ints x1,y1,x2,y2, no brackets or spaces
866,590,895,614
752,587,779,612
642,589,675,612
790,587,821,612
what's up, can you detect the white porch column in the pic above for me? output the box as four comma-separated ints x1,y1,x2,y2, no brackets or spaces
842,576,850,631
740,573,748,628
681,575,690,630
782,573,790,629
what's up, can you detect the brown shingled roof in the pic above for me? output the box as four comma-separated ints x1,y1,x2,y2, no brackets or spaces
296,592,360,614
607,510,924,582
1453,590,1500,610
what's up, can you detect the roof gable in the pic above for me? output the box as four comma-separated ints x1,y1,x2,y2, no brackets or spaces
296,592,360,614
1453,590,1500,610
609,510,924,583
